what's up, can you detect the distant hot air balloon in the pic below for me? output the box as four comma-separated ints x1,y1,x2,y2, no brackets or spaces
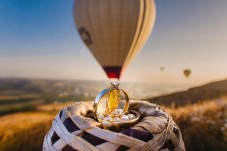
74,0,156,79
183,69,191,78
160,66,164,71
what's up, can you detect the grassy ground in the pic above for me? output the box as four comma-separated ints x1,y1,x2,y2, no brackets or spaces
0,101,74,151
0,99,226,151
0,112,53,151
165,98,227,151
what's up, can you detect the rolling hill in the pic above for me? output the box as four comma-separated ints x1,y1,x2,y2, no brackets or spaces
149,78,227,106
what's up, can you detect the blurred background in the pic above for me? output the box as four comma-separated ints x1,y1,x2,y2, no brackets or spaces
0,0,227,151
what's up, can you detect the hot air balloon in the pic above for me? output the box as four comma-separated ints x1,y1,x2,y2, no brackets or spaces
74,0,156,79
183,69,191,78
160,66,164,71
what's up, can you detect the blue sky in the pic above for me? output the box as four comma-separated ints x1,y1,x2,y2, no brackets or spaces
0,0,227,88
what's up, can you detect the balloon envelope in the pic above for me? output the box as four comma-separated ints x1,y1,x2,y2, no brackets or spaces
160,66,164,71
183,69,191,78
74,0,156,79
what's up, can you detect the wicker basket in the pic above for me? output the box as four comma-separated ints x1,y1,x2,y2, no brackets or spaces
43,100,185,151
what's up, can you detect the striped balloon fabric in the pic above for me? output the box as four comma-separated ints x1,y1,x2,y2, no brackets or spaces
74,0,156,79
43,101,185,151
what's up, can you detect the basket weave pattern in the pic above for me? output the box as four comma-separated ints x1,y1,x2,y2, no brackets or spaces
43,100,185,151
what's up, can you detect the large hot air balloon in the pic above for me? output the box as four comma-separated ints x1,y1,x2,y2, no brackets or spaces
74,0,156,79
183,69,191,78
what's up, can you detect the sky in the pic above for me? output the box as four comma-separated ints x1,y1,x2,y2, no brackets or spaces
0,0,227,88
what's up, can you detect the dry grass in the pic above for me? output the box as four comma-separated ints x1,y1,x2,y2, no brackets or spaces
0,99,226,151
0,112,54,151
0,101,75,151
37,101,74,112
164,98,227,151
0,94,40,101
